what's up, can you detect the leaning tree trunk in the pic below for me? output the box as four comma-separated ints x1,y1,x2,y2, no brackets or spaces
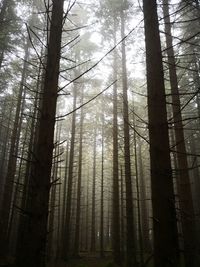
15,1,64,266
162,1,197,266
142,0,179,266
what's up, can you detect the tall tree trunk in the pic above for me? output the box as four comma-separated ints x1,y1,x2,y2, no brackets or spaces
189,134,200,248
138,139,151,253
0,99,13,208
120,7,136,267
62,84,77,260
15,1,64,266
85,171,90,252
100,98,105,258
61,141,69,251
162,1,197,265
142,0,179,266
133,110,144,266
120,166,125,261
47,126,60,260
112,16,121,265
90,119,97,253
74,88,84,257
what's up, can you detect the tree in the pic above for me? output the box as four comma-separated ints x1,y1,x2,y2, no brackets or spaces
162,1,197,265
15,1,65,266
0,37,30,260
112,15,121,267
120,2,136,266
142,0,179,266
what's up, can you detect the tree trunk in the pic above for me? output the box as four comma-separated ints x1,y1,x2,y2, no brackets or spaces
15,1,64,266
90,119,97,253
138,139,151,253
133,110,144,265
100,99,105,258
62,83,77,260
120,7,136,267
112,16,121,265
74,88,84,257
142,0,179,266
162,1,197,265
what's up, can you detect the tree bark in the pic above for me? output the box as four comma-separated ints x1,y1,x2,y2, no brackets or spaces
62,83,77,260
100,98,105,258
120,7,136,267
112,16,121,266
90,119,97,253
162,1,197,265
74,88,84,257
15,1,64,266
142,0,179,266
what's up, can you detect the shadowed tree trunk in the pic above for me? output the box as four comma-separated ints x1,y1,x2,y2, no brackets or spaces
0,99,14,209
15,1,64,266
133,109,144,266
162,1,197,265
138,139,151,253
142,0,179,266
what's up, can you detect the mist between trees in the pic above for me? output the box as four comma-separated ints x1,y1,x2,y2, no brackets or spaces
0,0,200,267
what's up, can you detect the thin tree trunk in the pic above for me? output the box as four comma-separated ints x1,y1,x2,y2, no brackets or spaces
138,139,151,253
100,99,105,258
47,126,60,260
90,119,97,253
0,99,13,208
133,109,144,265
112,16,121,265
120,166,125,261
61,141,69,250
74,88,84,257
62,84,77,260
120,7,136,267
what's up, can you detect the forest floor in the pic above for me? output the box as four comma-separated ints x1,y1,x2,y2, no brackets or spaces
48,253,118,267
